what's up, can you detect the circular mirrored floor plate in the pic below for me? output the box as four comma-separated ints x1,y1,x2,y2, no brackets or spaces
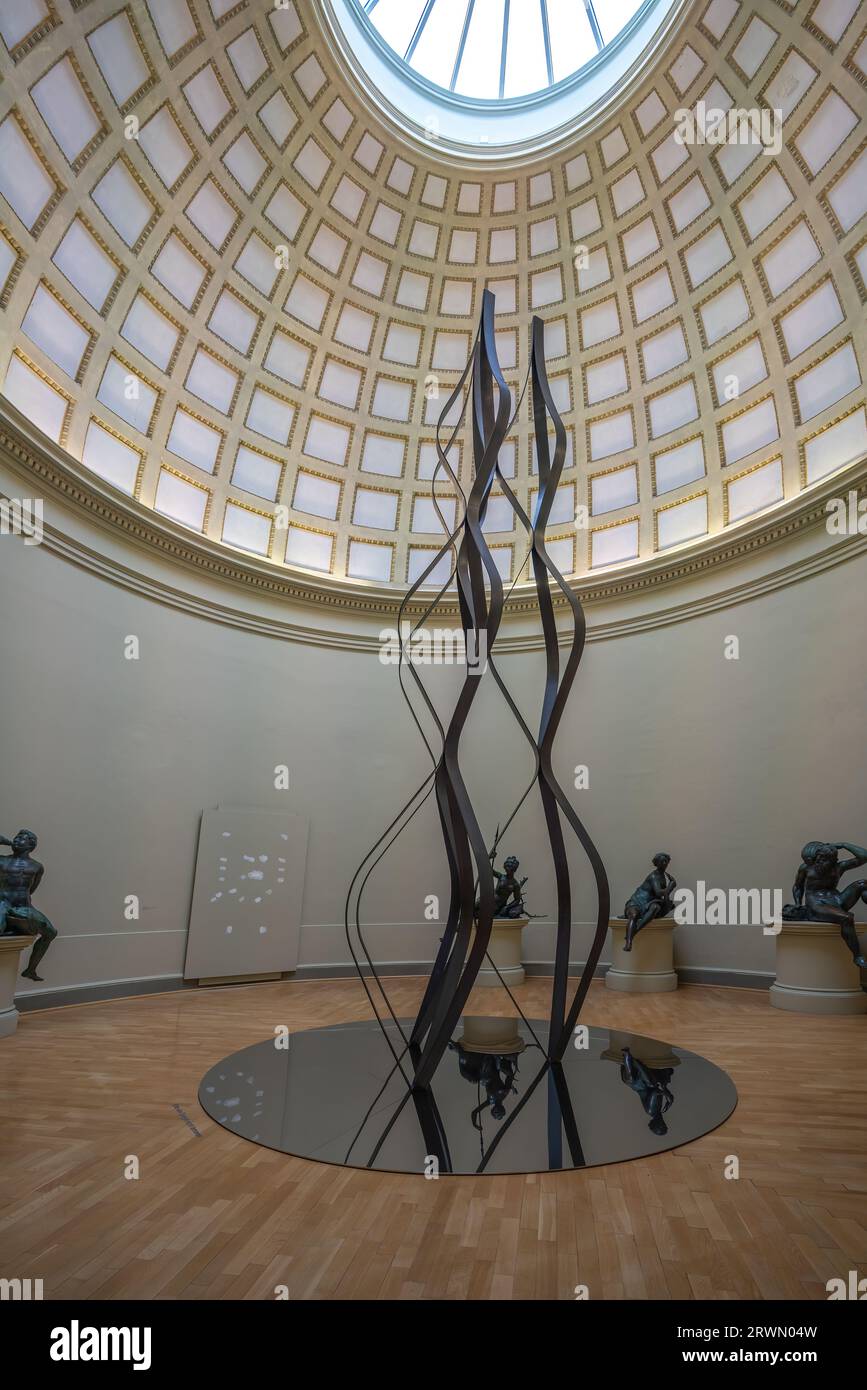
198,1018,737,1176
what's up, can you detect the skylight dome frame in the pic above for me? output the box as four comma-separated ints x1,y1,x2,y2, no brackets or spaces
322,0,683,156
363,0,613,100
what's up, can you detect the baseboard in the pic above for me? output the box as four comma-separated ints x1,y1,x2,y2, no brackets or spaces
14,959,774,1010
15,974,197,1011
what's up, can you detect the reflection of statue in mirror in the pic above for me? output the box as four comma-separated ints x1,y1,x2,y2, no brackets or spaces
782,841,867,966
449,1042,520,1123
0,830,58,980
620,1046,675,1136
623,852,676,951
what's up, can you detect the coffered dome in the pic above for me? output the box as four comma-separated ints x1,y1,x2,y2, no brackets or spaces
0,0,865,595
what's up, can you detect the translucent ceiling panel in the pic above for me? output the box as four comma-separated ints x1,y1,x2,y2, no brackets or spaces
52,219,118,313
92,159,155,249
285,525,333,572
595,0,642,45
22,286,90,381
547,0,599,83
222,504,271,556
145,0,198,63
368,1,429,57
294,472,341,520
0,114,55,232
3,354,68,443
121,294,179,373
503,1,547,98
167,409,221,474
231,445,281,502
154,469,207,530
412,0,468,89
87,13,151,111
454,0,505,99
81,420,140,495
657,493,708,550
0,0,51,53
348,539,392,582
591,518,639,568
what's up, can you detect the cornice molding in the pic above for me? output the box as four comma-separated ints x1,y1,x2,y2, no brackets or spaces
2,402,867,650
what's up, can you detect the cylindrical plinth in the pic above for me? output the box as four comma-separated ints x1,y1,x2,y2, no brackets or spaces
770,921,866,1015
456,1016,526,1054
0,936,37,1037
470,916,527,987
606,917,677,993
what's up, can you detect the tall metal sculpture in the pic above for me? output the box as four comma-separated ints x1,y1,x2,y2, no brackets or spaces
345,289,610,1097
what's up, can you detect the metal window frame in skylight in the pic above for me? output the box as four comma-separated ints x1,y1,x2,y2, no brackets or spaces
363,0,615,100
321,0,683,155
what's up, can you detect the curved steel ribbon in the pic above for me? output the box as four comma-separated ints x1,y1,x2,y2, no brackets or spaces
526,316,611,1060
345,290,609,1102
409,289,513,1089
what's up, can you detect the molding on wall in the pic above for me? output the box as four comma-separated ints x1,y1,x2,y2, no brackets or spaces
15,960,773,1010
3,402,867,649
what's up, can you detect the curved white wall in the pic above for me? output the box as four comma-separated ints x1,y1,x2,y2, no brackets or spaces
3,450,866,1002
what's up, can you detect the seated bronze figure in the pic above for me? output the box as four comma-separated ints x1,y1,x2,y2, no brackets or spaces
0,829,58,980
782,841,867,967
491,853,529,919
623,852,676,952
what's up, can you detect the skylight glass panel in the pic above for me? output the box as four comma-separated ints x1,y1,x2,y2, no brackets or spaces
547,0,599,82
359,0,645,99
453,0,505,98
412,0,467,88
370,0,428,56
503,2,548,98
594,0,641,45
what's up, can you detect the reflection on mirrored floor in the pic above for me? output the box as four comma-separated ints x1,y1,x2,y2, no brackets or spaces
199,1018,737,1176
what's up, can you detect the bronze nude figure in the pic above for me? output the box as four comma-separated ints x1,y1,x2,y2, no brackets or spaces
0,829,58,980
491,853,529,919
782,841,867,967
623,852,676,952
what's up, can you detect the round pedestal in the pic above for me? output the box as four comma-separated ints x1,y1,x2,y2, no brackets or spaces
470,916,527,987
770,921,866,1015
606,917,677,993
0,935,37,1037
456,1015,526,1054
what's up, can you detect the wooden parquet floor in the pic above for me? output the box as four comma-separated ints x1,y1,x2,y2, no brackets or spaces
0,977,865,1300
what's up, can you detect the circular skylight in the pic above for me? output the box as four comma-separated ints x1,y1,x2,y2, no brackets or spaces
357,0,647,101
325,0,679,152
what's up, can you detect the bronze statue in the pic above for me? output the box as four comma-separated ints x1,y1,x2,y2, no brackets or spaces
491,852,529,919
623,852,676,951
782,841,867,966
0,830,57,980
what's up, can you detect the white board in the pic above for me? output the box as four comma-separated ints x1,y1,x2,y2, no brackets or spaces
184,807,308,980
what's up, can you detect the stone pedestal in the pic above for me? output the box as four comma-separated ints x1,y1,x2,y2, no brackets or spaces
770,921,866,1015
0,935,36,1037
470,916,527,987
605,917,677,993
456,1015,526,1054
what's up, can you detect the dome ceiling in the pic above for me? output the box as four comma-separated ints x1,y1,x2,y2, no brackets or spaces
0,0,865,594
